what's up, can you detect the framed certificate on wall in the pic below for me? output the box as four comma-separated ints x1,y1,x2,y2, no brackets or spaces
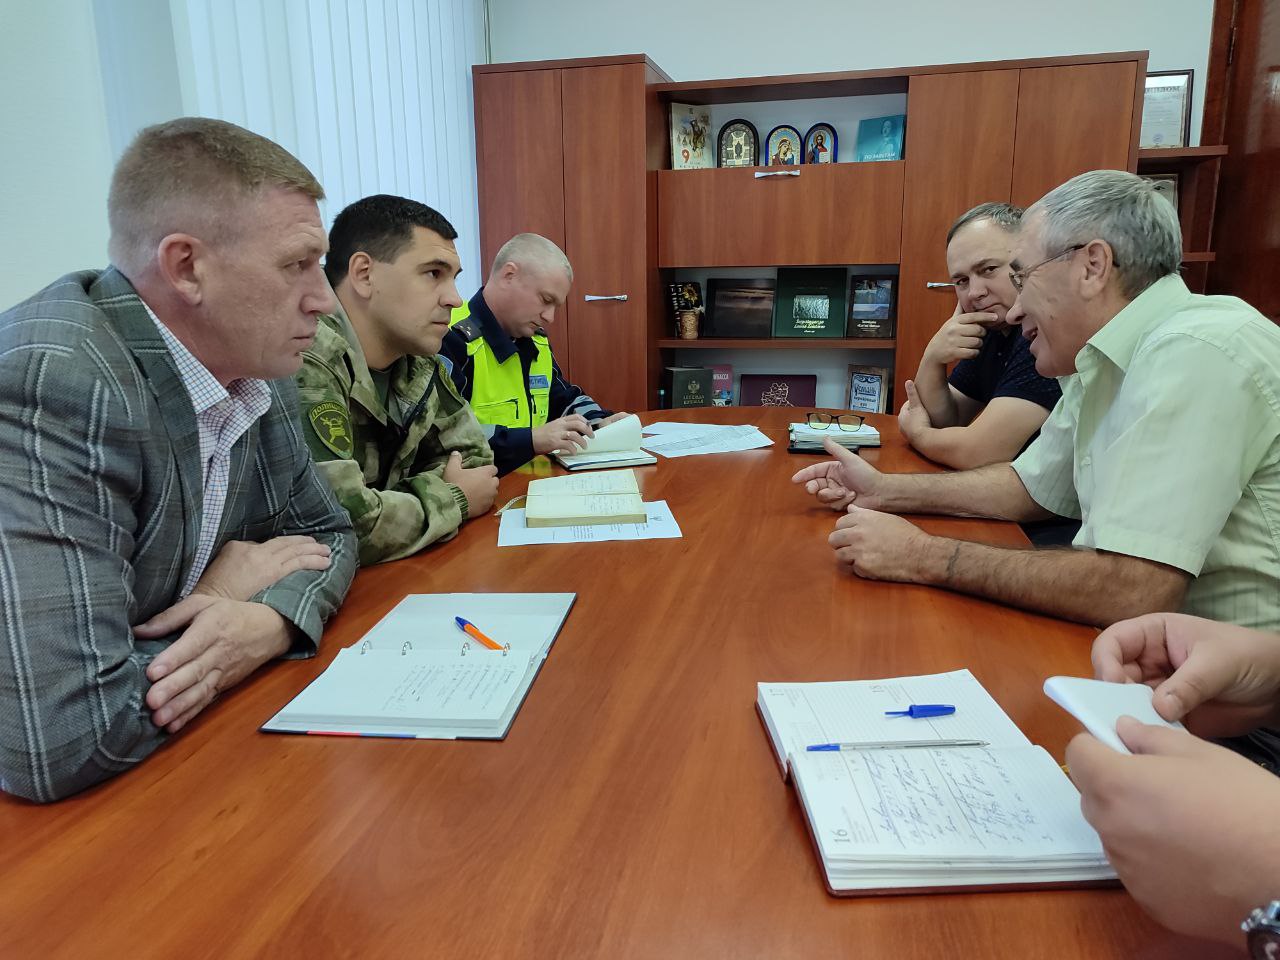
1140,71,1192,149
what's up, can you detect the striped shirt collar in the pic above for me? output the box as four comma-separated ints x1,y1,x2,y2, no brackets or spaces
140,301,271,414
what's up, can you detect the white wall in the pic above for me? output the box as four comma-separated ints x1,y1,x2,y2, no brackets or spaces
490,0,1215,145
0,0,115,306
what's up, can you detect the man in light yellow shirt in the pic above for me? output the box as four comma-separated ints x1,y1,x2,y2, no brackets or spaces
793,169,1280,630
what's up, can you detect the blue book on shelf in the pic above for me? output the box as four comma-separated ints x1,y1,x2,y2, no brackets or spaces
855,114,905,162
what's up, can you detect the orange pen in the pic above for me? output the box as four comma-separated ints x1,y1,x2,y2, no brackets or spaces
454,616,506,651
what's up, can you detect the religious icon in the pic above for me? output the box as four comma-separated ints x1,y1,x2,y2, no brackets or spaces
765,125,802,166
802,123,838,164
717,119,759,168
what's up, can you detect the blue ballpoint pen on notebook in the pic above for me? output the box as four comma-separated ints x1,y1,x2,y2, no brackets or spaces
884,704,956,718
806,738,987,752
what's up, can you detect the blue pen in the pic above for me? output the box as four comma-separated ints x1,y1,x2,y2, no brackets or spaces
885,704,955,719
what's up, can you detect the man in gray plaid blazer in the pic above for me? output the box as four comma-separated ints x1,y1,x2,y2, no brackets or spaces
0,119,357,802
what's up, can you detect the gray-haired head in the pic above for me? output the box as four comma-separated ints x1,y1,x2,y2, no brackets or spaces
488,233,573,283
1029,170,1181,299
946,201,1023,245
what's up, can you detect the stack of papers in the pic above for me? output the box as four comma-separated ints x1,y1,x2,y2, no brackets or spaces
756,670,1114,895
788,421,880,451
639,421,773,458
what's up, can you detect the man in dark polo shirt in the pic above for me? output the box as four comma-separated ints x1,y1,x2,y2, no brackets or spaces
898,202,1061,469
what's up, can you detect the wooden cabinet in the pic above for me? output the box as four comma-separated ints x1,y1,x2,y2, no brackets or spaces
474,52,1145,414
472,56,668,412
658,162,904,267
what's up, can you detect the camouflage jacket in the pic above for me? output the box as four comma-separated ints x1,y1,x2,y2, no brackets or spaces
296,305,493,565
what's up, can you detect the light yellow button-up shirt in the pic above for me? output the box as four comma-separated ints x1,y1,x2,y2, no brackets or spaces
1013,274,1280,630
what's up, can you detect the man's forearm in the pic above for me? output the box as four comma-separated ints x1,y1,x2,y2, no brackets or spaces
907,424,1001,472
877,463,1049,521
910,537,1189,627
912,360,959,427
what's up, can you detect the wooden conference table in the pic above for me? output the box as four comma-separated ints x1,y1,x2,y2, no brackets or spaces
0,407,1231,959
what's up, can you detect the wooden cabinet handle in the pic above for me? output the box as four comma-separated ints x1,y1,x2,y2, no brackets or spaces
925,282,956,289
584,294,629,302
753,170,800,179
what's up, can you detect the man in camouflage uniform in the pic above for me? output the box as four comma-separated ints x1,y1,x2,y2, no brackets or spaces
296,195,497,565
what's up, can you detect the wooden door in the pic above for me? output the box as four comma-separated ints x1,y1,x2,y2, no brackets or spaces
896,70,1020,410
472,68,573,369
1209,0,1280,320
561,63,650,412
1009,62,1141,206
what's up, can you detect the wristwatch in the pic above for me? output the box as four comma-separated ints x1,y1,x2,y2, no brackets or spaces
1243,901,1280,958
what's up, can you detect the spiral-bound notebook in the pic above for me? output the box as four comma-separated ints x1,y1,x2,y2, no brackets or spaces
262,593,576,740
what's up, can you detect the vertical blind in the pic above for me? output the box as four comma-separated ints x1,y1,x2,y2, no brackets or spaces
176,0,485,281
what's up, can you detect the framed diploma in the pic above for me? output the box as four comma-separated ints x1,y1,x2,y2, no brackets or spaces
1141,71,1192,149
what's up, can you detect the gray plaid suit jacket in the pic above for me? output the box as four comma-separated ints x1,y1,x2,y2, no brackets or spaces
0,268,357,802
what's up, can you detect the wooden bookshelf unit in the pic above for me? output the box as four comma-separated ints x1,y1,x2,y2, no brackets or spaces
472,51,1147,411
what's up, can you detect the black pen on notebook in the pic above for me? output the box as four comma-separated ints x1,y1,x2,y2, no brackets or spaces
806,738,988,752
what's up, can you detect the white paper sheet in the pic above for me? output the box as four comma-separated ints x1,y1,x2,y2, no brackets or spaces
640,424,772,458
497,499,682,546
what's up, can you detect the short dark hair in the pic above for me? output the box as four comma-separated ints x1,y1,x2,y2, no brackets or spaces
945,201,1023,245
324,194,458,286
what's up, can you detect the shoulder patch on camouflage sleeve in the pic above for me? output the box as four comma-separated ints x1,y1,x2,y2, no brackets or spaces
308,400,355,458
452,316,483,343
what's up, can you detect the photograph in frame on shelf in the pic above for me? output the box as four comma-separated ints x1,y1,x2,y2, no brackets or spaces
773,268,847,338
1140,71,1192,149
765,124,802,166
670,102,713,169
847,276,897,338
847,365,891,414
717,119,759,167
802,123,837,164
855,114,905,161
706,278,776,338
739,373,818,408
1142,173,1180,214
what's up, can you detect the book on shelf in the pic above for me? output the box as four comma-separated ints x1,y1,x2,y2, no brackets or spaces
262,592,576,740
755,669,1115,896
788,420,880,451
710,364,733,406
663,366,713,408
773,268,848,338
706,278,775,337
524,469,646,527
551,414,657,471
739,373,817,407
848,277,897,338
855,114,906,162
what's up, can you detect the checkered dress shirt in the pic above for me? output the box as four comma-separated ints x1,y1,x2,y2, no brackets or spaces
144,305,272,595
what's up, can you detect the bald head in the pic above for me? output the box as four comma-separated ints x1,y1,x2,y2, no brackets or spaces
488,233,573,284
483,234,574,339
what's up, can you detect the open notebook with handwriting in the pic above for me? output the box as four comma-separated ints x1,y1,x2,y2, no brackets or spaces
756,669,1115,896
262,593,575,740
